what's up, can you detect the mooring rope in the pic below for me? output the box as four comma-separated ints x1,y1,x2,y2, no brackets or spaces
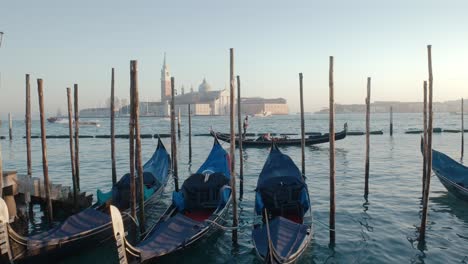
313,217,335,231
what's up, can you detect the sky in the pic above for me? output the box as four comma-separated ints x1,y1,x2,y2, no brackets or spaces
1,0,468,118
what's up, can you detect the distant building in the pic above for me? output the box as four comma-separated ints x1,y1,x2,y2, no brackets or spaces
172,78,231,116
240,97,289,115
80,107,113,117
79,54,289,117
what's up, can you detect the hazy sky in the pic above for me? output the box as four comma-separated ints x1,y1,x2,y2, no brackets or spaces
1,0,467,118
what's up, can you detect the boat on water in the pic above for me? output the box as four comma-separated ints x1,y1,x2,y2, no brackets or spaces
211,123,347,147
252,144,312,263
427,147,468,201
47,117,101,127
254,111,272,117
0,138,170,263
109,138,232,263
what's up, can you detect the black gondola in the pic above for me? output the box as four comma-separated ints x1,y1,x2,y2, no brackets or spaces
212,123,347,147
109,138,232,263
252,144,312,263
0,138,170,263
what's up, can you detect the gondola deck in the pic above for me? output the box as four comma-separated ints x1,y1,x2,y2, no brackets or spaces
252,144,312,263
109,138,232,263
0,138,170,263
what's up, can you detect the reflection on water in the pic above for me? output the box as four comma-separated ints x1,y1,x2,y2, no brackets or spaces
1,113,468,263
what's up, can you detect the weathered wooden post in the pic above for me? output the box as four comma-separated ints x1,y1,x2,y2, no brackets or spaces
66,88,78,207
420,45,434,241
8,113,12,140
129,64,137,220
131,60,145,232
37,79,53,222
25,74,32,176
236,75,244,198
462,98,464,159
188,104,192,163
329,56,336,245
111,68,117,185
230,48,238,243
365,77,371,197
74,84,80,190
422,81,427,198
170,77,179,192
299,73,306,178
177,108,181,140
390,106,393,136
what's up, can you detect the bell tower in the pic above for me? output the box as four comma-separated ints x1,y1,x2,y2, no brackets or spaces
160,53,171,102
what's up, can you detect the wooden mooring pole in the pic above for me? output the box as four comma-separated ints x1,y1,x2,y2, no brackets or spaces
170,77,179,192
25,74,32,176
129,64,137,219
329,56,336,245
229,48,238,243
299,73,305,178
188,104,192,163
390,106,393,136
111,68,117,185
420,45,434,241
236,75,244,198
37,79,53,222
67,88,78,207
422,81,428,198
74,84,80,191
462,98,464,159
131,60,145,232
8,113,12,140
365,77,371,197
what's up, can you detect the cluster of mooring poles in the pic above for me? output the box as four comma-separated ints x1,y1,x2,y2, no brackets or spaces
420,45,434,242
0,44,449,252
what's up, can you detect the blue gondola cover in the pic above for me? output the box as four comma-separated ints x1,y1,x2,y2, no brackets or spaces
254,146,310,216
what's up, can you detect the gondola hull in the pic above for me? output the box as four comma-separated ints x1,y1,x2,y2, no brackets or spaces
252,144,312,263
429,148,468,201
110,138,232,264
0,139,170,263
212,123,347,147
434,172,468,201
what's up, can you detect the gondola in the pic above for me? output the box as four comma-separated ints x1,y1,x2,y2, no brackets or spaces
109,138,232,263
429,148,468,201
212,123,347,147
252,144,312,263
0,138,170,263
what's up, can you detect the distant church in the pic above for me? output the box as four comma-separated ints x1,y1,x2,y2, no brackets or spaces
126,54,288,117
156,53,231,116
79,54,288,118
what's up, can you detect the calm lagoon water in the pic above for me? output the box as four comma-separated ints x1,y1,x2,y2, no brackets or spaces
1,113,467,263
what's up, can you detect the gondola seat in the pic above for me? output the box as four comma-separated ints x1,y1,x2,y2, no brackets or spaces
182,172,229,211
257,177,307,223
112,172,161,209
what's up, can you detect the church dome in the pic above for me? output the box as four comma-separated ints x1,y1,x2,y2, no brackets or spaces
198,78,212,93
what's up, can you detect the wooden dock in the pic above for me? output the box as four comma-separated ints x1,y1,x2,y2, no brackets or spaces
2,171,92,220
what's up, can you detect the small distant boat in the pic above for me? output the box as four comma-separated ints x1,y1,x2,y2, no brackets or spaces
427,147,468,201
78,121,101,127
254,111,272,117
109,138,232,263
211,123,347,147
47,117,65,123
252,144,312,263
